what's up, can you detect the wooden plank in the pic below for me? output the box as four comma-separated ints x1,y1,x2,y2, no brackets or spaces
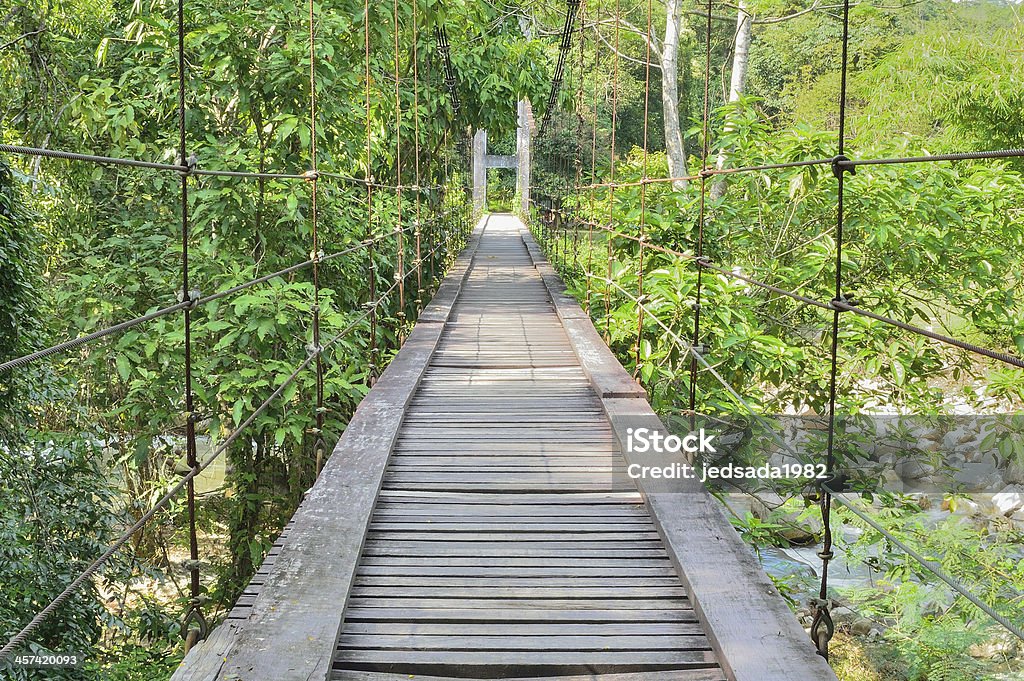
344,597,690,610
341,622,705,636
336,634,708,651
350,585,687,598
332,649,717,666
332,669,727,681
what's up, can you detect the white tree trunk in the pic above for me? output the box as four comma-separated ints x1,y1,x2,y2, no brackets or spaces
711,0,752,200
661,0,688,190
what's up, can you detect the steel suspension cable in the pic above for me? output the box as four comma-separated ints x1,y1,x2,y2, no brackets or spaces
539,0,583,137
393,0,406,324
412,0,424,315
308,0,326,478
813,0,853,660
689,0,713,417
364,0,378,385
583,39,601,315
174,0,206,650
571,1,587,279
604,0,620,342
633,0,654,379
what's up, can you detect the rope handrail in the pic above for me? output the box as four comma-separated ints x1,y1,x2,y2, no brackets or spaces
540,205,1024,369
0,226,419,375
0,143,445,190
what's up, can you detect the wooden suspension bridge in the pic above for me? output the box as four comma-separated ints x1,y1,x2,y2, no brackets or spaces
171,214,836,681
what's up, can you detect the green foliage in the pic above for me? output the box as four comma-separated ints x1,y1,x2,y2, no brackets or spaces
0,436,121,680
0,160,42,420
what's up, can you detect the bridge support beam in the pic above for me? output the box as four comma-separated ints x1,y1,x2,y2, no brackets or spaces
471,100,533,215
472,129,487,214
517,99,532,215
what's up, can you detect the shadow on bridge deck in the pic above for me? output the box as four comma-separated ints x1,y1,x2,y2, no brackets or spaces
172,214,836,681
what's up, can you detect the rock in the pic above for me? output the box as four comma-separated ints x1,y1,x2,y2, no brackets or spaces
749,493,786,520
943,429,966,451
1006,459,1024,485
830,606,858,626
953,464,1002,492
1010,509,1024,530
898,459,936,480
968,634,1019,659
779,526,818,546
881,468,904,493
867,627,883,640
850,618,873,636
992,485,1024,516
949,497,998,516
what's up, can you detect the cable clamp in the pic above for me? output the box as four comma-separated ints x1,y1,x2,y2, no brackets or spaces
310,249,324,262
691,343,709,355
182,559,203,572
179,152,198,175
303,169,319,181
695,257,712,268
306,342,324,357
181,604,209,641
829,295,850,311
178,288,202,309
808,599,836,658
830,154,856,179
819,472,851,496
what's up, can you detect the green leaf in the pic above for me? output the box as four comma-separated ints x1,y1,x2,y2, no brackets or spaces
115,355,131,381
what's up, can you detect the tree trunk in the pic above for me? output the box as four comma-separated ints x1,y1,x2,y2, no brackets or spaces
711,0,752,200
661,0,688,190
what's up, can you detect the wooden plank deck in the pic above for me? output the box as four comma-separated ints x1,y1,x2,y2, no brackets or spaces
333,219,712,679
172,215,836,681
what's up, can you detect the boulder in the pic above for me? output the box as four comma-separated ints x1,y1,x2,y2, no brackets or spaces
992,484,1024,516
968,634,1019,660
850,618,873,636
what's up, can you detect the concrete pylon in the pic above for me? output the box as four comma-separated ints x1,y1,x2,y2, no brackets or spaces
516,100,532,215
472,129,487,214
471,109,533,216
